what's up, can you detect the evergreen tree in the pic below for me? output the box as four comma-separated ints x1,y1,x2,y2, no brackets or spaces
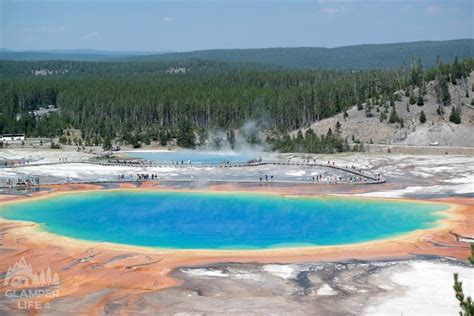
410,59,424,87
452,57,464,81
417,94,424,106
143,134,151,145
228,129,236,149
449,107,461,124
335,121,341,134
436,76,451,106
419,110,426,123
304,128,317,153
409,91,417,105
469,244,474,265
390,97,395,107
176,119,196,148
453,273,474,316
388,108,400,123
296,130,305,151
102,137,112,150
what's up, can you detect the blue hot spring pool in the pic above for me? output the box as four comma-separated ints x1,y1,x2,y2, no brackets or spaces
0,191,448,249
125,150,257,165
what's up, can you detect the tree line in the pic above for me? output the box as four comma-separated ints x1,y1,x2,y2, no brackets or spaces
0,57,472,151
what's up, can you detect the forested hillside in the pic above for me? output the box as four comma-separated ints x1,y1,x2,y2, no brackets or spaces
274,59,474,152
0,59,285,77
2,39,472,70
0,57,472,152
129,39,474,69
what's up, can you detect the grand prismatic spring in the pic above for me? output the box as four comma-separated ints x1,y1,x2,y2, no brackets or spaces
0,191,449,250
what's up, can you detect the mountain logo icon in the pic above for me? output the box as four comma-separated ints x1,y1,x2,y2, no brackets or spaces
4,257,60,288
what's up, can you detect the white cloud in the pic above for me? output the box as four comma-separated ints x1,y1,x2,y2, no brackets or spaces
82,31,100,40
162,16,175,23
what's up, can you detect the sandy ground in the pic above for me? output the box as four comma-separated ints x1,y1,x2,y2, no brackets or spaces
158,259,473,315
0,149,473,315
365,260,473,316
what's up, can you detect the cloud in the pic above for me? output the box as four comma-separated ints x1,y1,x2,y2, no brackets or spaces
425,4,441,15
82,31,100,40
320,7,343,14
162,16,175,23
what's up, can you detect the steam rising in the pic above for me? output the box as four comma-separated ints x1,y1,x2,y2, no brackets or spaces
199,120,271,156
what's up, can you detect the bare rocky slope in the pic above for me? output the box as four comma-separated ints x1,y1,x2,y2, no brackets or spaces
293,72,474,147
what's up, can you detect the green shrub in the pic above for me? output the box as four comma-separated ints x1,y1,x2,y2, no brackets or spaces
420,110,426,123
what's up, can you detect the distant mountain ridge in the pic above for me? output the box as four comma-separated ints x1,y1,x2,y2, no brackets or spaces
1,39,473,69
25,49,167,55
131,39,473,69
0,49,171,61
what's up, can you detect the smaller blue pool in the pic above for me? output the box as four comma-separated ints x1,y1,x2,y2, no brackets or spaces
125,150,259,165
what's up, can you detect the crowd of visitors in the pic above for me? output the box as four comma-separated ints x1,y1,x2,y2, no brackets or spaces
2,177,40,188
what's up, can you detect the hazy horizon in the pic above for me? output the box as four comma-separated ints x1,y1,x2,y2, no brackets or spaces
1,38,473,54
1,0,472,52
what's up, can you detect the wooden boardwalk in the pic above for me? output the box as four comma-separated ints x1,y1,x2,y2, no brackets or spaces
0,159,385,189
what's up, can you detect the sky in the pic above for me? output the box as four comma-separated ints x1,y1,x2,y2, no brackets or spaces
0,0,472,52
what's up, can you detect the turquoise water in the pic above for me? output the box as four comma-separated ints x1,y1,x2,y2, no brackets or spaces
0,191,448,249
126,150,256,165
